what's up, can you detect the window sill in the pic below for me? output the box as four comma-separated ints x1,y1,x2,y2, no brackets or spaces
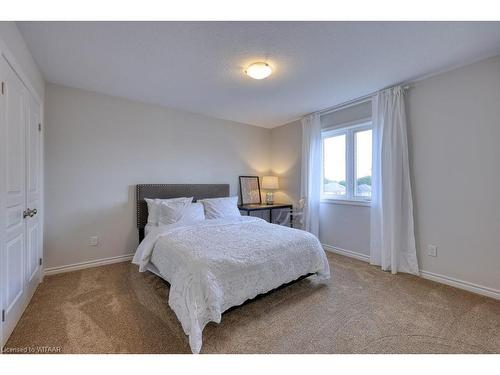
320,198,371,207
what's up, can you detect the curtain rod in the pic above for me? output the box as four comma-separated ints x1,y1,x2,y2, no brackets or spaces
312,83,411,118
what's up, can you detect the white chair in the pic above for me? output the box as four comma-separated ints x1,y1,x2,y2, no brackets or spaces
273,198,306,228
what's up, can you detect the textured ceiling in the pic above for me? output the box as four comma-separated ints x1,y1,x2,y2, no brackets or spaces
18,21,500,128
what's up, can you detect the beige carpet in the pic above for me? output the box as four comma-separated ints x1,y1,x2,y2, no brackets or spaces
4,252,500,354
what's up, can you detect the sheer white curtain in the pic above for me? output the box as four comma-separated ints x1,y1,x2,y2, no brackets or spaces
370,86,419,275
300,113,321,237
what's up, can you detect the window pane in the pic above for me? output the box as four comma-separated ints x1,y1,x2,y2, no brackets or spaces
323,134,346,197
355,129,372,198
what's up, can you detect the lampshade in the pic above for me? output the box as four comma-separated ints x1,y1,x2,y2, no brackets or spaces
262,176,279,190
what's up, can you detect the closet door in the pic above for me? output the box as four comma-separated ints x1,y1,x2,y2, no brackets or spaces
24,94,42,301
1,57,27,342
1,57,28,344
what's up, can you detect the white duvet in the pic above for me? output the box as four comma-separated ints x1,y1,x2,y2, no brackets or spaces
132,216,330,353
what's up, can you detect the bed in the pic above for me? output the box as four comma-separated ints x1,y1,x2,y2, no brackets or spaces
132,184,330,353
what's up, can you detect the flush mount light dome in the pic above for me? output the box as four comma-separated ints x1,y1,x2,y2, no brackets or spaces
245,62,272,80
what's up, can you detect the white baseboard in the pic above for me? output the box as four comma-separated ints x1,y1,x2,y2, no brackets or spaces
322,243,499,300
44,253,134,276
322,244,370,262
419,270,500,300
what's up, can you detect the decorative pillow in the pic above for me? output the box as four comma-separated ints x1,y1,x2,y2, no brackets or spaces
158,197,193,225
145,197,189,225
199,196,241,219
179,202,205,223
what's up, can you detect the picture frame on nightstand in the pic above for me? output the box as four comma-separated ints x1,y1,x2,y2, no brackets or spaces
239,175,262,205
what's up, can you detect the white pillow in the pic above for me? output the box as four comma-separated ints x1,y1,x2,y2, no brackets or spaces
145,198,160,225
180,202,205,223
145,197,189,225
158,197,193,225
199,196,241,219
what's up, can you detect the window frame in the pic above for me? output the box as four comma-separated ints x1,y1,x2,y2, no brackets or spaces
320,118,372,205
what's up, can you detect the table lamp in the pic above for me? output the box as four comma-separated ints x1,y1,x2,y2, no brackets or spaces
261,176,279,205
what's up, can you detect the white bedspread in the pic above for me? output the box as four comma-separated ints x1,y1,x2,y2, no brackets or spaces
132,216,330,353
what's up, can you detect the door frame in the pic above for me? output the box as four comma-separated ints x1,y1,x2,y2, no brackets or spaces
0,36,44,351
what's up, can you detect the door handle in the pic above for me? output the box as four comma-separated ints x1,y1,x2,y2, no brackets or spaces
23,208,37,218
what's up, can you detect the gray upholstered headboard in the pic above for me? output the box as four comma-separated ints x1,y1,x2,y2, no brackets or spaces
136,184,230,241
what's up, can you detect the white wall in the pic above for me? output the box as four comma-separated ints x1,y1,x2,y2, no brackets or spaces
319,203,370,256
0,22,44,100
407,55,500,291
44,83,271,269
270,119,302,205
271,54,500,292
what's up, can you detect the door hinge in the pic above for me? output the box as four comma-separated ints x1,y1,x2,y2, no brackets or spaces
1,81,4,95
39,258,42,266
2,309,5,323
38,123,41,132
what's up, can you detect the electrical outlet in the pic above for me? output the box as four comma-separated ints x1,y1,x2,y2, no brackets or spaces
427,244,437,257
89,236,98,246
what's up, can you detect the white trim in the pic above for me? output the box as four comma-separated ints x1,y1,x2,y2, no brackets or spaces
419,270,500,301
323,243,500,301
44,253,135,276
0,52,5,352
320,198,370,207
39,92,44,284
322,244,370,262
320,120,373,202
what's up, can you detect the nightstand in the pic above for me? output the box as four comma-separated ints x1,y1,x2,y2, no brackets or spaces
238,203,293,227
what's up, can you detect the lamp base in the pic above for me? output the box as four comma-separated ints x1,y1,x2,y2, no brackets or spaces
265,192,274,205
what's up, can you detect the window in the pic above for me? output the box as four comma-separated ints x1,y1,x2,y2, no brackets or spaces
322,133,346,197
354,128,372,198
321,121,372,202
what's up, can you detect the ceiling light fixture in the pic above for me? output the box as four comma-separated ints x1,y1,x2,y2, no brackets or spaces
245,62,272,80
